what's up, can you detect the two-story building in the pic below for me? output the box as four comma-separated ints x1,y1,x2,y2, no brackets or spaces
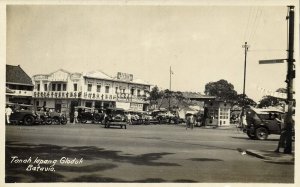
6,65,34,104
32,69,151,117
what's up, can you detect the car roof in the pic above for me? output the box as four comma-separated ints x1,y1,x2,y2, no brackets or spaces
75,106,94,109
251,108,284,114
106,107,125,111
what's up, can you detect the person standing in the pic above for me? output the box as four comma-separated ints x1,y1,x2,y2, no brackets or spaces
275,114,286,153
5,105,13,124
73,109,78,124
127,113,132,125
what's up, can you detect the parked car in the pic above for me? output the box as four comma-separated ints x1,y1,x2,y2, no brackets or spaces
9,104,51,125
242,108,295,140
75,106,104,124
104,107,127,129
48,110,68,125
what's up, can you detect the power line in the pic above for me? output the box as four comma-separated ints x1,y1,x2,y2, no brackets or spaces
249,9,262,43
244,7,253,41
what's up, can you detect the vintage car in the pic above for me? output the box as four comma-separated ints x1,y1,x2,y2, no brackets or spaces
48,110,68,125
242,108,295,140
151,109,181,124
36,107,68,125
75,106,104,124
8,104,52,125
104,107,127,129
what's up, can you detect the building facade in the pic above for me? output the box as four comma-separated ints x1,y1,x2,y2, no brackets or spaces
204,100,231,126
32,69,151,117
6,65,34,104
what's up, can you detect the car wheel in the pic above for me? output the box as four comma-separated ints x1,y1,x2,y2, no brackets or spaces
23,115,34,125
255,127,269,140
53,117,60,125
46,118,53,125
61,119,67,125
81,118,87,123
246,131,256,139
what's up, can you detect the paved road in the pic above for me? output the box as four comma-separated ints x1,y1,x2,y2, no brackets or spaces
5,123,294,183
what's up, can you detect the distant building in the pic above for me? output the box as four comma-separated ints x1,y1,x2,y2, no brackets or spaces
6,65,34,104
32,69,151,116
185,92,231,126
204,100,231,127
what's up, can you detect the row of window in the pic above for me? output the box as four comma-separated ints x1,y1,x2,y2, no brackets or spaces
87,84,142,95
7,84,33,91
36,83,144,96
36,83,77,92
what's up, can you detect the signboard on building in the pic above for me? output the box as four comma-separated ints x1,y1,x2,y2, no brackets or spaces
116,102,130,110
117,72,133,82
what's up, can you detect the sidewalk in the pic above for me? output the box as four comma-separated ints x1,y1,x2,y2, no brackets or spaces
245,149,294,164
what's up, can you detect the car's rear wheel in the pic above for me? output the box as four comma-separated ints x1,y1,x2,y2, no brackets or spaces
255,127,269,140
45,117,53,125
61,119,67,125
52,117,60,125
81,118,87,123
23,115,34,125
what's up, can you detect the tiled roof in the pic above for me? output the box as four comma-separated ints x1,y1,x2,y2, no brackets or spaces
6,65,33,86
182,92,216,99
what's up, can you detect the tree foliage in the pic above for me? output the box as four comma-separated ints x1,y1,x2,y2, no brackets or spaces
204,79,238,101
148,86,163,104
234,94,257,107
258,95,283,108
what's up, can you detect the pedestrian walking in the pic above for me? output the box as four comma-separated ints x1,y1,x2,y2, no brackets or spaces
5,105,13,124
73,109,78,124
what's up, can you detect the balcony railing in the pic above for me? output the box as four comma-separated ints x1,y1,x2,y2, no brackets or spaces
7,90,33,97
33,91,149,103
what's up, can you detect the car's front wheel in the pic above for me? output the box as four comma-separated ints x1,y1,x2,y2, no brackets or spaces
255,127,269,140
246,131,256,139
23,115,35,125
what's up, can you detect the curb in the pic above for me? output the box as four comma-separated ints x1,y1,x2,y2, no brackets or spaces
245,149,294,164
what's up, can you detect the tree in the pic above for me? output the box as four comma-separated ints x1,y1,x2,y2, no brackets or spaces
148,86,163,104
258,95,283,108
257,87,293,108
235,94,257,107
204,79,237,101
276,88,287,93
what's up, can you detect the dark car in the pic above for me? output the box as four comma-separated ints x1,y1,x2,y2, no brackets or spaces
104,108,127,129
48,110,68,125
9,104,51,125
75,106,104,124
242,108,295,140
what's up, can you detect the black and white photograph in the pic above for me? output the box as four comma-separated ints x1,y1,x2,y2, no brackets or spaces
1,0,299,185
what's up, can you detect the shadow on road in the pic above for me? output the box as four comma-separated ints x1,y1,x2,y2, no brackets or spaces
6,141,179,182
69,174,197,182
231,137,279,141
189,158,223,162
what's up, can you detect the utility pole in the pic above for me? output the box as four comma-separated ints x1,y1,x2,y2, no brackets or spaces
169,66,172,110
284,6,295,154
258,6,295,154
241,42,249,117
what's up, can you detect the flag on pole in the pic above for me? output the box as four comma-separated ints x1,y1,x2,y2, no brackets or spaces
170,66,174,75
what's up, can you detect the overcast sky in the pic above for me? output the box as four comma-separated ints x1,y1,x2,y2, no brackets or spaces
6,5,292,102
